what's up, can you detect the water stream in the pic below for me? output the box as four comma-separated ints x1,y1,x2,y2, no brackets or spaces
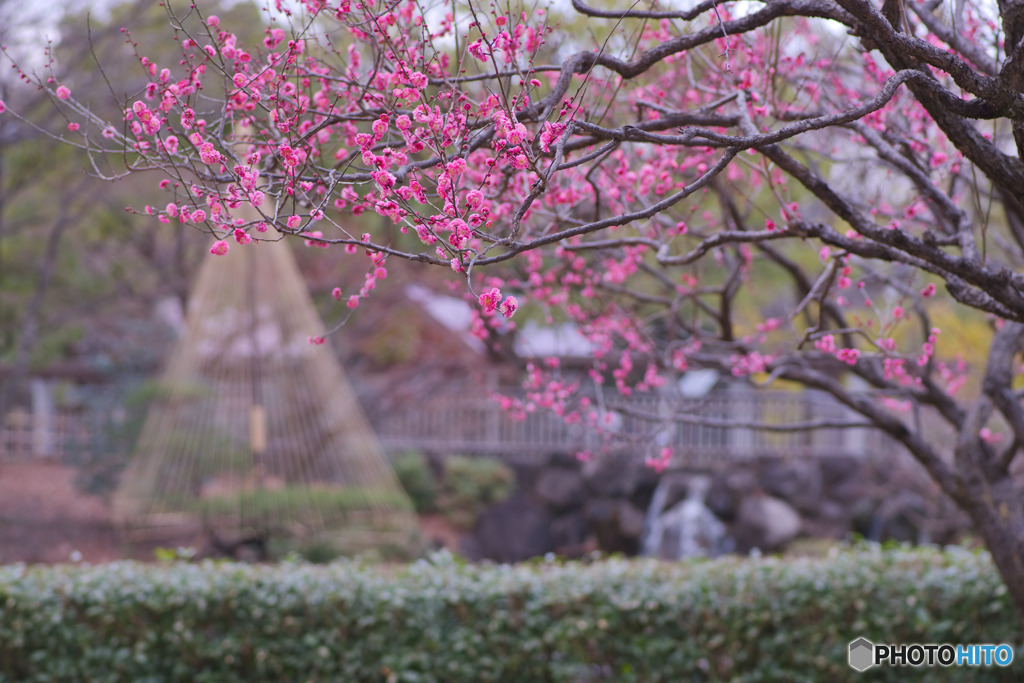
642,474,732,559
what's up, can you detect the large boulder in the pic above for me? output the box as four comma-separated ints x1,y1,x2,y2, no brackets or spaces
852,491,927,543
617,501,647,540
583,498,645,554
581,456,657,499
820,456,868,504
820,456,862,488
758,460,823,514
460,492,553,562
533,466,586,511
799,500,852,540
732,493,802,553
549,511,592,556
705,470,757,521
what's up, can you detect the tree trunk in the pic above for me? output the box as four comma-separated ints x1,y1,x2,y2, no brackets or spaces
956,442,1024,628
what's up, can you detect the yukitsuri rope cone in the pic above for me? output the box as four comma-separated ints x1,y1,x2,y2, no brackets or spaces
113,235,419,559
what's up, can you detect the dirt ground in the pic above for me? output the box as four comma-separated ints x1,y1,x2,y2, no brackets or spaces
0,461,123,564
0,461,461,564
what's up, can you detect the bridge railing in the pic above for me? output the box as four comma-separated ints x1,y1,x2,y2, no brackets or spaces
0,387,897,466
374,388,893,465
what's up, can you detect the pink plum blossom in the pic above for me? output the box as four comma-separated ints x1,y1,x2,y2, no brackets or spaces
499,296,519,318
479,287,502,313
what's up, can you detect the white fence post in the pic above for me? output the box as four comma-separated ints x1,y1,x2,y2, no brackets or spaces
30,379,55,457
727,384,756,458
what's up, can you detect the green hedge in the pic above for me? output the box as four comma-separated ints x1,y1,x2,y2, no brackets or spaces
0,547,1020,681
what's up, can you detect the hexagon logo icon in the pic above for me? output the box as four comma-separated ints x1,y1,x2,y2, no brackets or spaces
849,637,874,672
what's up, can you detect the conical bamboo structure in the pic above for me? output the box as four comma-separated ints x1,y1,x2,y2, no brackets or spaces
114,237,419,557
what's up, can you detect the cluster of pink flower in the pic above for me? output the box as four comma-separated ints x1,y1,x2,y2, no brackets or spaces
478,287,518,319
644,448,673,474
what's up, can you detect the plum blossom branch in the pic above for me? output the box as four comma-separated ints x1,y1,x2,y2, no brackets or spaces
484,147,741,262
569,0,724,22
838,0,1024,114
575,69,1011,153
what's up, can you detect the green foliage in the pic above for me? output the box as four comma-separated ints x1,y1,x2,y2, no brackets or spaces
266,526,422,565
0,547,1020,681
186,486,412,519
437,456,514,529
359,318,422,366
153,547,197,564
391,453,514,526
290,540,344,564
392,451,438,513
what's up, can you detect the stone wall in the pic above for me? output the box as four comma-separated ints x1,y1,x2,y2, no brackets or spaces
457,452,970,563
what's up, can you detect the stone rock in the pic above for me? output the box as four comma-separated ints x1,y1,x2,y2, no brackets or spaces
617,501,646,540
726,469,759,492
732,494,802,553
457,533,481,557
870,492,927,543
829,477,870,506
821,457,870,506
534,466,586,511
758,460,823,514
550,510,587,547
704,470,759,522
583,498,642,554
817,500,848,522
462,492,553,562
549,511,591,556
585,456,638,499
850,498,879,539
544,451,584,469
705,476,737,521
800,501,851,540
820,456,863,488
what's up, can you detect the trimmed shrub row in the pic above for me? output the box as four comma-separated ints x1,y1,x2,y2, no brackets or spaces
0,546,1020,681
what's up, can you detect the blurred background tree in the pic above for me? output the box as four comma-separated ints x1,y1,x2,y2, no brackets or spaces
0,0,265,409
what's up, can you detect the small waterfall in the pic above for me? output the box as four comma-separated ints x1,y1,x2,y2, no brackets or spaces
642,475,732,559
641,477,671,556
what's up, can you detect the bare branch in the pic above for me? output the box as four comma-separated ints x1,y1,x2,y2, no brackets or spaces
570,0,721,21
